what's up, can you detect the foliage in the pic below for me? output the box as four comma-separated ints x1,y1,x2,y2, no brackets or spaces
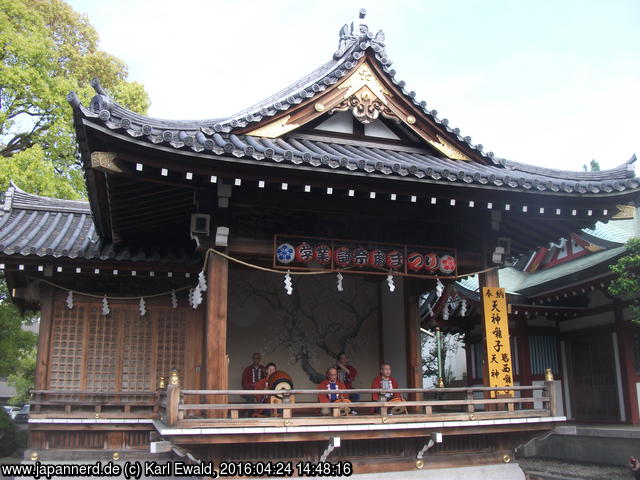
609,238,640,324
582,159,601,172
0,408,16,457
0,0,150,198
0,275,37,379
8,347,37,405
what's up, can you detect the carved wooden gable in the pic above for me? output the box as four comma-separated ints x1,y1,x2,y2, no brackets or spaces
244,56,479,163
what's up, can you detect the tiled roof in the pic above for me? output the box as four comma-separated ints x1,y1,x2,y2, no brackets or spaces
0,183,201,265
67,15,640,197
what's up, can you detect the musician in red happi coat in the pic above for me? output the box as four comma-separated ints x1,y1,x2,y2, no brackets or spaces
370,363,402,401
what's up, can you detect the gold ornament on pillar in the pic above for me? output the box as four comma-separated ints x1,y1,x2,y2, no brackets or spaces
169,369,180,386
158,376,166,389
545,368,554,382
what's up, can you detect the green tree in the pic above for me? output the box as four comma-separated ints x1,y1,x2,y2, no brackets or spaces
609,238,640,324
8,348,37,405
583,159,601,172
0,276,37,379
0,0,149,198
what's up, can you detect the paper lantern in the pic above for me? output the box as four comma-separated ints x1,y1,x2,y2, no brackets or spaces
406,252,425,272
334,247,352,267
351,248,369,267
386,250,404,269
313,244,332,265
276,243,295,264
369,249,386,269
439,254,457,274
295,242,314,263
424,253,439,272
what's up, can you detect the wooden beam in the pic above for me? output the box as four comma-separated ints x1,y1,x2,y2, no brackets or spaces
205,251,229,418
34,284,54,391
404,279,422,408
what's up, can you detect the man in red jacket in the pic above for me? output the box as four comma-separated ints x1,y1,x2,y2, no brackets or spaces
370,363,402,401
242,352,266,391
335,352,360,402
318,367,348,415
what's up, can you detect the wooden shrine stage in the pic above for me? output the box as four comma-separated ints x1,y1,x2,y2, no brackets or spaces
28,384,564,472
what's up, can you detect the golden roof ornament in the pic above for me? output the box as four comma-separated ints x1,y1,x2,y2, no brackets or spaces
158,376,166,389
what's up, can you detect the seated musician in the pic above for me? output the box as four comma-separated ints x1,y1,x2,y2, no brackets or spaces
371,363,402,412
241,352,266,404
252,362,276,417
317,367,348,415
335,352,360,402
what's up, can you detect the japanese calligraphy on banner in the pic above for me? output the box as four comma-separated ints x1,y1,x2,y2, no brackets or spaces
273,235,457,277
481,287,513,398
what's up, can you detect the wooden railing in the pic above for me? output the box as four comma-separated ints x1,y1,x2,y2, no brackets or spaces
31,390,160,417
162,382,558,427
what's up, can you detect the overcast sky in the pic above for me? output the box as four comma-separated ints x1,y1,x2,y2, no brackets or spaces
67,0,639,172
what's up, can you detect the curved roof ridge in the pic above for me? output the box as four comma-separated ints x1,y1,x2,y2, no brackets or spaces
4,182,90,214
504,154,637,182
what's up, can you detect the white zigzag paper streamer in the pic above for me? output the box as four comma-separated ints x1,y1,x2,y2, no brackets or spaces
101,295,110,316
436,278,444,299
386,274,395,292
139,297,147,316
197,270,207,293
336,272,344,292
460,299,467,317
170,289,178,309
284,271,293,295
65,291,74,310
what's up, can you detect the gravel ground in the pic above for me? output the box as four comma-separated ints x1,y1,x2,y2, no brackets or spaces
519,458,634,480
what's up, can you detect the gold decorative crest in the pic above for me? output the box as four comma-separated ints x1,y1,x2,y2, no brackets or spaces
611,204,635,220
247,115,299,138
427,135,471,161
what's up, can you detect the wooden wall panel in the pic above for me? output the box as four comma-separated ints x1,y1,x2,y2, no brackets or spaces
46,297,194,393
122,308,153,392
155,307,187,385
48,304,86,390
85,308,117,391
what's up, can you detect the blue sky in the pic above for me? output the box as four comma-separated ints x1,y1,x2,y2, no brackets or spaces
67,0,639,172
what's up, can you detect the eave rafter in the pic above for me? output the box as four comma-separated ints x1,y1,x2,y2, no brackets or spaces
242,55,477,163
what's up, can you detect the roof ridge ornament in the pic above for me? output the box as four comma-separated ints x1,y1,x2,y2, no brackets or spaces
334,9,388,63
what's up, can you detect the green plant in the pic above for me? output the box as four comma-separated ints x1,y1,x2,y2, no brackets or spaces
609,238,640,324
0,408,17,457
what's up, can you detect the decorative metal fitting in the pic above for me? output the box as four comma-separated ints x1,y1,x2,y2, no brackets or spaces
169,369,180,386
30,452,39,461
503,454,511,463
415,460,424,469
545,368,554,382
159,376,166,389
112,452,121,461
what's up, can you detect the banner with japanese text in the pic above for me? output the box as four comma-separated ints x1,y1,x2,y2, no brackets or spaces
481,287,513,398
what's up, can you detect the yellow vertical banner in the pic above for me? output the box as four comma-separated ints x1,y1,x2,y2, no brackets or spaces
481,287,513,398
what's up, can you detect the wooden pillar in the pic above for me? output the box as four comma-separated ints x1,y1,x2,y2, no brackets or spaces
404,279,422,406
206,252,229,418
516,317,533,407
615,308,639,424
34,285,54,391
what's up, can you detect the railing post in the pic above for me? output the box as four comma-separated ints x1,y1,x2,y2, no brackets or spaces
466,390,474,413
166,369,181,426
545,380,557,417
